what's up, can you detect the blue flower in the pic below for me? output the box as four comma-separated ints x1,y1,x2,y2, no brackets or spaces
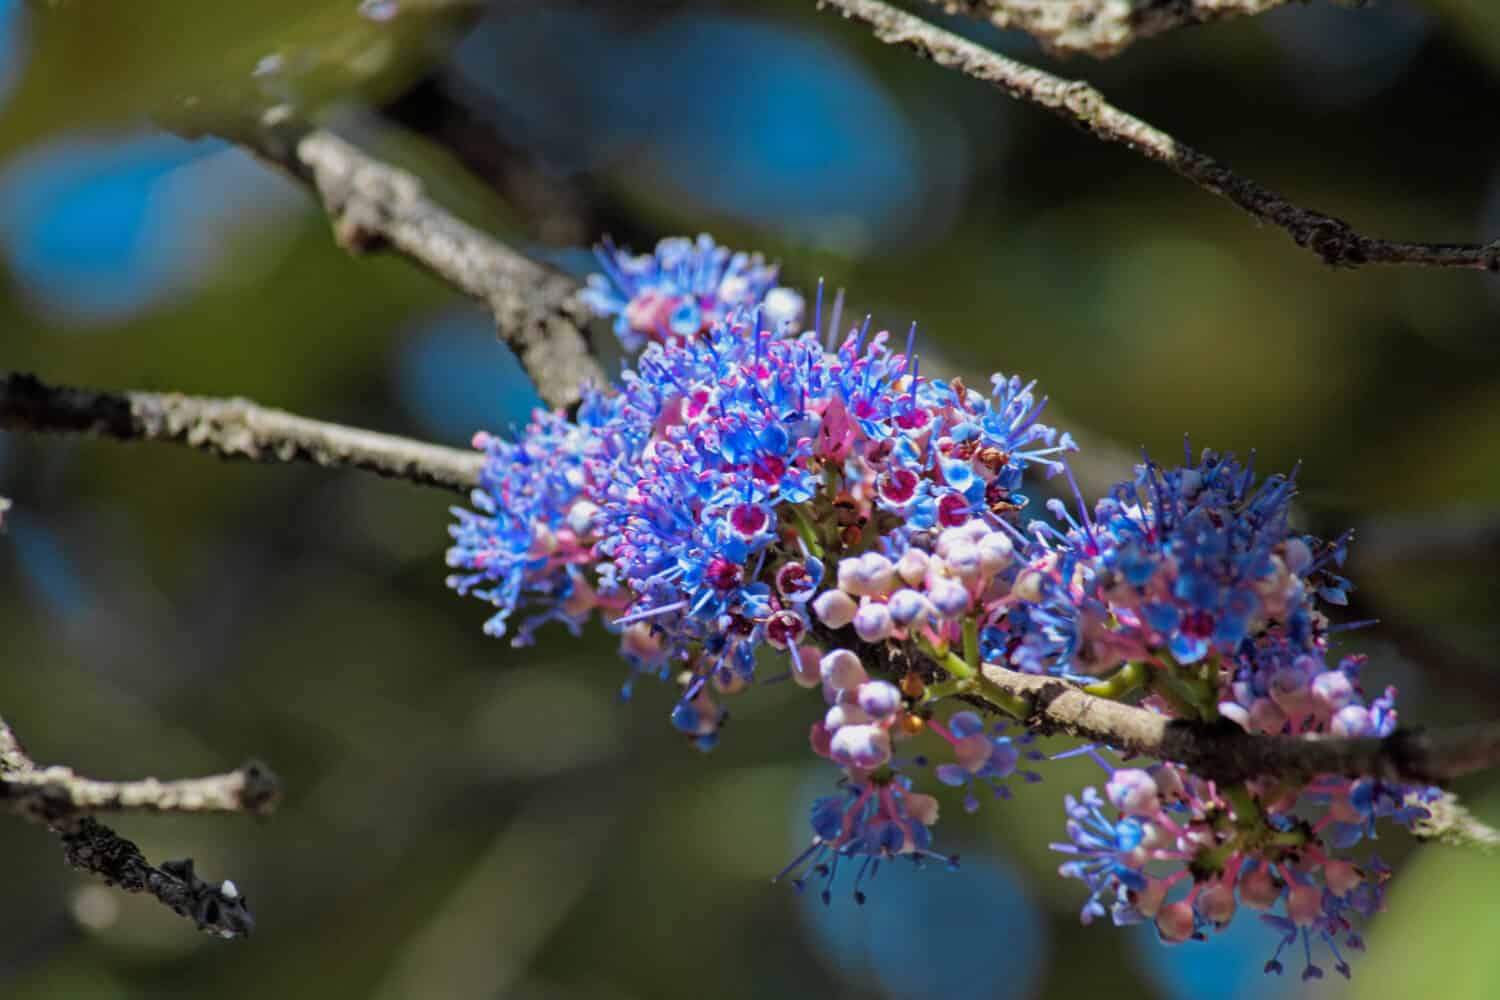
445,402,615,643
777,775,954,905
581,234,801,351
931,711,1044,813
1051,787,1151,925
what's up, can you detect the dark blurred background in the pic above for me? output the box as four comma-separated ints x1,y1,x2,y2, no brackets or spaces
1,1,1498,997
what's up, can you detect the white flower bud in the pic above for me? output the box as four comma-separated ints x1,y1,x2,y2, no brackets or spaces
812,590,858,628
896,548,930,587
820,649,867,691
853,600,895,642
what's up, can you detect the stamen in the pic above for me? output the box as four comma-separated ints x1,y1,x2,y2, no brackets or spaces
613,600,688,626
826,288,846,352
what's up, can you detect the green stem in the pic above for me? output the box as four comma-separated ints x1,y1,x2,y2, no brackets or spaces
1219,782,1310,855
1083,661,1147,700
922,678,970,702
962,616,980,671
822,465,842,504
975,673,1028,720
1179,656,1221,721
1267,828,1310,848
787,505,824,558
1222,783,1265,832
942,651,976,681
1145,667,1201,720
1193,840,1238,875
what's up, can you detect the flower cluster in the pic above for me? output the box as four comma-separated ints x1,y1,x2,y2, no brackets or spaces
1006,453,1434,979
1054,756,1424,981
448,233,1432,984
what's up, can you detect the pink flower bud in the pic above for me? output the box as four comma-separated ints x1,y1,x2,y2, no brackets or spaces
792,645,823,689
1248,697,1288,734
1324,859,1362,897
809,721,833,758
1011,569,1044,603
945,541,982,581
1239,866,1282,910
1107,769,1160,817
1132,876,1168,918
838,553,896,596
1311,670,1354,714
888,588,933,627
857,681,903,720
853,600,895,642
1196,883,1237,928
936,521,987,557
1329,792,1362,824
977,532,1015,575
836,558,868,596
928,577,971,617
896,548,930,587
1155,901,1196,943
1286,883,1322,927
812,590,857,629
906,792,939,826
820,649,867,691
620,623,665,666
830,724,892,769
1330,704,1372,738
862,553,897,593
954,732,993,773
1152,766,1186,803
1269,665,1312,717
825,703,872,731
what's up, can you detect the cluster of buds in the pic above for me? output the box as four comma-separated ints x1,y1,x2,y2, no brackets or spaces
446,234,1435,984
810,650,903,770
812,521,1017,644
1055,757,1415,981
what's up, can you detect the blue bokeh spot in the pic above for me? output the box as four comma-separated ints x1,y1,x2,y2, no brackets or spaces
393,308,544,444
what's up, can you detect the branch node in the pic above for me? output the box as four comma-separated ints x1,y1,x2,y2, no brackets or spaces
236,760,282,817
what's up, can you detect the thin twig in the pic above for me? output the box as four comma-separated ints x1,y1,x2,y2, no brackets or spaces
60,821,258,938
926,0,1296,58
0,371,483,495
978,660,1500,786
1,761,280,826
816,0,1500,270
216,121,608,410
0,715,274,937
